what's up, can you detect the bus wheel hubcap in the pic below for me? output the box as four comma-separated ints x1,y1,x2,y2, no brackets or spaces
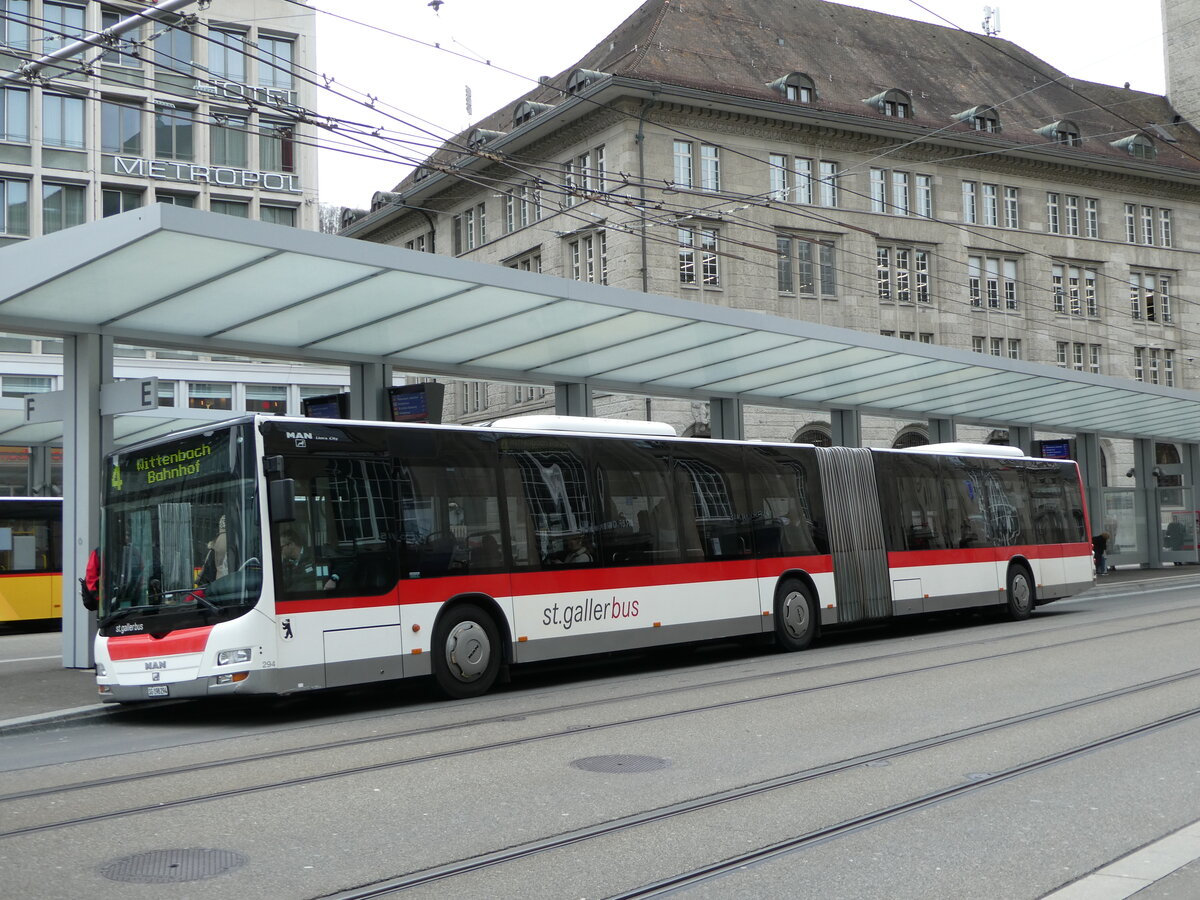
783,591,809,638
1012,576,1030,610
446,621,490,682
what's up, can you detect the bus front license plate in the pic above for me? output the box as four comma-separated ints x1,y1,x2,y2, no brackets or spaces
146,685,169,698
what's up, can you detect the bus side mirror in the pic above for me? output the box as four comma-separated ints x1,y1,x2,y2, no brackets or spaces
269,479,296,523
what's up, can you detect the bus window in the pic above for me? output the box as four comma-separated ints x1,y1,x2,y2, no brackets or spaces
745,446,825,555
942,457,990,548
276,457,400,595
592,438,679,566
671,444,752,560
874,453,948,551
980,462,1034,547
500,436,596,569
1027,462,1078,544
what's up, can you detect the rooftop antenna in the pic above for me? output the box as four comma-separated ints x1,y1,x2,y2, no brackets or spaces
982,6,1000,36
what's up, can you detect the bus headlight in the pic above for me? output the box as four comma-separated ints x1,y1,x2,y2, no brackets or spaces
217,648,252,666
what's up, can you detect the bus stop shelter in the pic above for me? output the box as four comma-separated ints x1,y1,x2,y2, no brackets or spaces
2,205,1199,666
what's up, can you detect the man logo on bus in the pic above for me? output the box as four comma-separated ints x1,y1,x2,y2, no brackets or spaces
282,618,294,640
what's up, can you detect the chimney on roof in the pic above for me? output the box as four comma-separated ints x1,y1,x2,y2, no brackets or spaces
1163,0,1200,127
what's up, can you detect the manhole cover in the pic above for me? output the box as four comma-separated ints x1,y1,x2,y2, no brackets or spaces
99,849,247,884
571,754,670,774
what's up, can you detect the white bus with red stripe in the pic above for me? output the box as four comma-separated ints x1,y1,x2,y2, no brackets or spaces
94,415,1092,702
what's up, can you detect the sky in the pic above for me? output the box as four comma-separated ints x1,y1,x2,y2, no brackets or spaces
310,0,1168,210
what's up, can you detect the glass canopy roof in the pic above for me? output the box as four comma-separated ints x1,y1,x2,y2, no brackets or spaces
2,204,1198,445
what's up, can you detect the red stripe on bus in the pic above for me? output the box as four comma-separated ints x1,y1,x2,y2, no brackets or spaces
274,556,835,615
106,626,213,660
888,543,1090,568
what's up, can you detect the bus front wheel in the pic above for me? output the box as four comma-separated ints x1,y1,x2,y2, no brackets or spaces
432,603,501,699
775,579,817,652
1006,564,1035,621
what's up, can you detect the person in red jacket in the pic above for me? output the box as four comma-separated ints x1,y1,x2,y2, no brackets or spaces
79,547,100,611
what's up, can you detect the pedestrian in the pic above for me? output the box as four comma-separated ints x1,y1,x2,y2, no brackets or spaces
78,546,100,611
1092,531,1109,576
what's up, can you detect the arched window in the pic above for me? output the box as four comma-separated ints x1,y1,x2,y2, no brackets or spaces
793,425,832,446
370,191,398,212
1038,120,1082,147
892,428,929,449
955,105,1000,133
511,101,553,127
1112,133,1156,160
865,89,913,118
768,72,817,103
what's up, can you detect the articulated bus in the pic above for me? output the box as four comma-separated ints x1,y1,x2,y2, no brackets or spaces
94,415,1092,702
0,497,62,623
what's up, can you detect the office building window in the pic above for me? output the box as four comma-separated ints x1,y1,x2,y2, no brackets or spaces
777,235,836,298
42,2,83,53
0,87,29,143
969,254,1018,309
679,226,719,286
1046,193,1060,233
0,1,30,51
673,141,720,191
1084,197,1099,238
0,178,29,235
1051,263,1099,317
259,121,296,172
155,106,194,160
210,199,249,217
43,93,85,149
1129,270,1173,323
568,231,607,284
42,182,85,233
102,187,142,217
209,29,247,82
101,100,142,155
1057,342,1098,373
1124,203,1172,246
962,181,977,223
100,8,140,66
257,35,294,89
876,245,930,303
1134,347,1174,386
151,21,192,74
155,192,195,207
260,205,296,227
246,384,287,414
210,114,248,167
871,168,921,214
189,382,233,410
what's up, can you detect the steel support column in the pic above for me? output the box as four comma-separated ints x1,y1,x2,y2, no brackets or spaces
1075,432,1103,536
830,409,861,447
348,363,391,421
62,334,112,669
554,381,594,418
1007,425,1033,456
709,398,744,441
1134,438,1158,568
928,417,956,444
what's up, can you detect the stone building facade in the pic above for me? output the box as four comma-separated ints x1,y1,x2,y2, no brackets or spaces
347,0,1199,457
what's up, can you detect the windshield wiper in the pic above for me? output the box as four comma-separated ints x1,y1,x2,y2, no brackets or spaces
155,587,222,615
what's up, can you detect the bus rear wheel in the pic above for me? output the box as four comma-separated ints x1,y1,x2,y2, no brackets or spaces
775,578,817,652
1006,564,1035,621
432,603,501,699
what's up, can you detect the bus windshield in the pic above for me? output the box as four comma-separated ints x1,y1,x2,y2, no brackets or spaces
99,424,261,635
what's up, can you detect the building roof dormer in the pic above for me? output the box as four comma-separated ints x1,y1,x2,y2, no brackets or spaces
566,68,608,95
1112,133,1157,160
1037,120,1082,147
512,100,554,127
864,88,913,119
954,104,1000,133
767,72,817,103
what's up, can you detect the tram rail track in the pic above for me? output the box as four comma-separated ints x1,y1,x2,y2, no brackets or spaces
315,673,1200,898
3,610,1199,840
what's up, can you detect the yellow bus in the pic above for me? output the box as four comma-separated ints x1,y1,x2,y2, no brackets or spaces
0,498,63,623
